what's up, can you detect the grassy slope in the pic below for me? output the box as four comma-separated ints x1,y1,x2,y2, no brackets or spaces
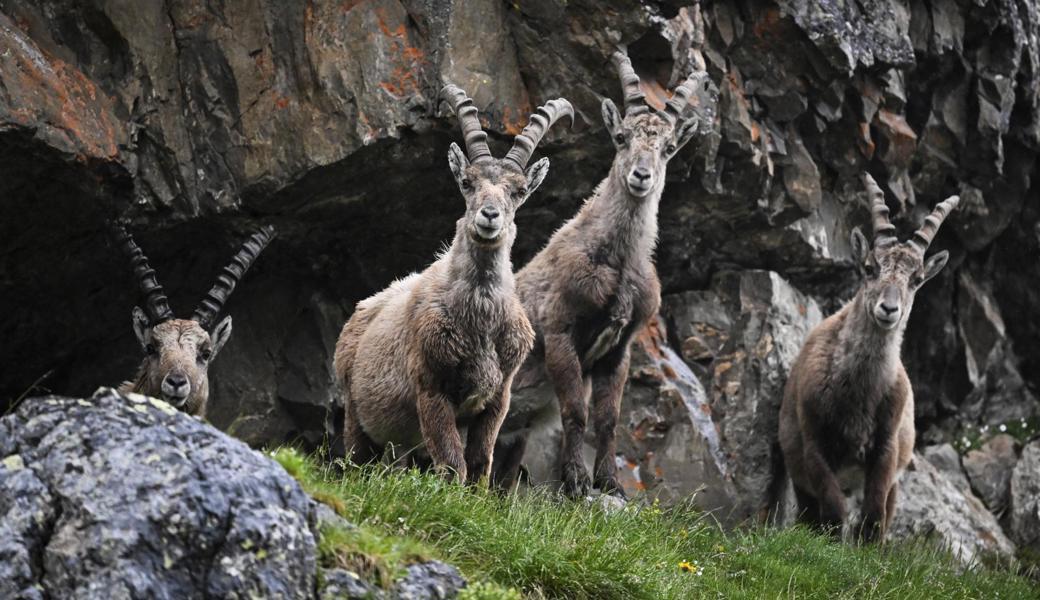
274,449,1036,599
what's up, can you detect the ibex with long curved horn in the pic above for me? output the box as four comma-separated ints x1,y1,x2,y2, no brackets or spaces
492,50,716,497
778,174,959,541
115,225,275,416
333,85,572,482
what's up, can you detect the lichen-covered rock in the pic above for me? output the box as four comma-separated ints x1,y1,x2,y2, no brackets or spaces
320,569,384,600
1007,440,1040,552
391,562,466,600
889,453,1015,563
0,388,318,599
962,434,1018,514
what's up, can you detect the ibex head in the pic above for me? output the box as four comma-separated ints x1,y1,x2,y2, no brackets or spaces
440,85,573,248
851,174,959,331
602,50,713,198
115,225,275,414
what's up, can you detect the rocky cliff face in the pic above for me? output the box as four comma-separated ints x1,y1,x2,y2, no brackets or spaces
1,0,1037,558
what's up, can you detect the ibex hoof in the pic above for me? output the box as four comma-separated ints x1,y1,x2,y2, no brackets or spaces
596,476,627,499
561,461,592,498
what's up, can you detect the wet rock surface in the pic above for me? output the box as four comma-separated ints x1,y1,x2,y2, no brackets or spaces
1,0,1039,560
0,388,319,599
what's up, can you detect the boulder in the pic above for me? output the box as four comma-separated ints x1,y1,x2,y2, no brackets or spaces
1007,440,1040,552
0,388,319,599
920,443,970,493
962,434,1018,514
889,453,1015,563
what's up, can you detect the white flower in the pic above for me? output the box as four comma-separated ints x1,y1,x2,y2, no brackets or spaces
999,424,1007,432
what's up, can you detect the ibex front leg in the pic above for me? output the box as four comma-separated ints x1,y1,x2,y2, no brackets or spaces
417,388,467,482
801,438,847,535
544,332,592,498
464,382,511,485
590,345,630,497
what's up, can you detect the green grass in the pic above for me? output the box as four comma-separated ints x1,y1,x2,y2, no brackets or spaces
274,448,1036,599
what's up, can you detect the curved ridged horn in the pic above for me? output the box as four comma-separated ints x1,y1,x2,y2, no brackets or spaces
611,51,648,116
440,85,493,164
910,195,960,252
660,71,707,124
863,174,898,246
192,225,276,329
502,98,575,171
114,225,174,324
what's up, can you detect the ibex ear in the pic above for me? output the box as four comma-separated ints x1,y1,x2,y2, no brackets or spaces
210,316,233,358
601,99,622,138
921,250,950,285
850,227,870,267
131,306,152,349
522,157,550,205
672,118,699,155
447,142,469,190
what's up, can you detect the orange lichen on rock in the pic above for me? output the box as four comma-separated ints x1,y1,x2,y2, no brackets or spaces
0,14,124,161
373,7,425,98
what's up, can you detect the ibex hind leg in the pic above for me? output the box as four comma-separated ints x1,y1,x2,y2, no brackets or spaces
793,486,825,530
343,395,380,466
492,433,528,493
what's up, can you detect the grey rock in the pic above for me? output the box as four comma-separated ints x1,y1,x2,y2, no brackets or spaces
314,501,357,532
957,270,1040,425
391,561,466,600
889,453,1016,563
962,434,1018,514
0,388,318,599
1007,440,1040,551
921,444,970,493
321,569,385,600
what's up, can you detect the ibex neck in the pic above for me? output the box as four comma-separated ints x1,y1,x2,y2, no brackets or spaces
577,167,662,267
445,227,515,302
836,292,904,381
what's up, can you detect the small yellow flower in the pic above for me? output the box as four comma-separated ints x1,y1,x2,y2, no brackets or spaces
679,560,694,572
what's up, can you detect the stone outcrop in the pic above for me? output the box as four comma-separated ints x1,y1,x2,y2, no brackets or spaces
890,452,1016,563
0,388,319,599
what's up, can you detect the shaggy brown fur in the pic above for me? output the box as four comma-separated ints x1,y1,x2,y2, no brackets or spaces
334,87,571,482
493,52,711,498
778,174,958,541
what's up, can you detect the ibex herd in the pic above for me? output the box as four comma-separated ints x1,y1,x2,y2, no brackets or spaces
105,48,961,544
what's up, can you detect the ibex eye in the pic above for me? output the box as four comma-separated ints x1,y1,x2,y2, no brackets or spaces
515,186,527,197
666,144,677,154
199,349,212,363
461,178,473,190
614,133,626,145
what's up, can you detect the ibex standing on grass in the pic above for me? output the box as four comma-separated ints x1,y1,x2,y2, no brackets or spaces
493,51,715,498
333,85,573,483
115,225,275,417
778,174,959,541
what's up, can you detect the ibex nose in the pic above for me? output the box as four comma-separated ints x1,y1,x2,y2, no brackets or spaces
480,206,500,221
632,168,651,182
165,373,188,389
879,302,899,315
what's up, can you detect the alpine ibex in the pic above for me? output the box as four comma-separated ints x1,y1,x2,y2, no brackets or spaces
778,174,959,541
115,225,275,417
333,85,573,483
493,51,715,498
